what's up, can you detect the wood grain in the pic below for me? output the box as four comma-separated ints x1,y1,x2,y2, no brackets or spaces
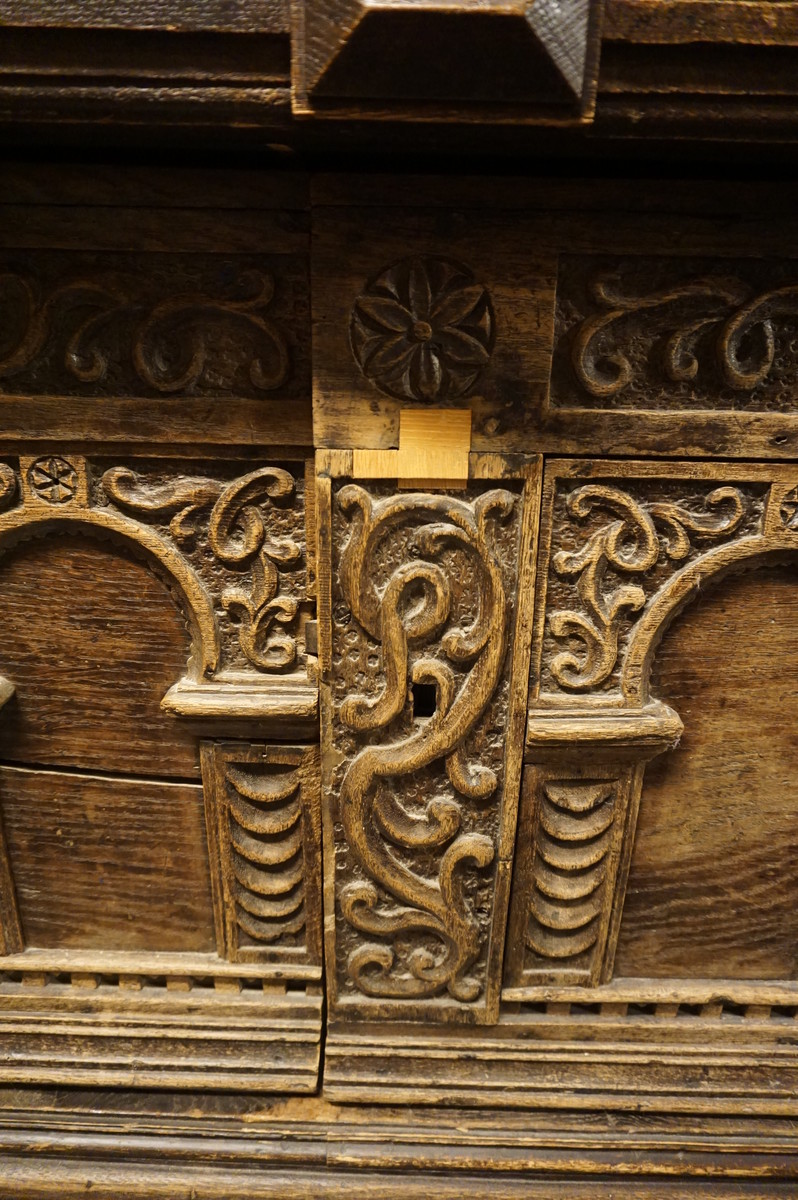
0,533,200,778
615,562,798,979
0,763,215,952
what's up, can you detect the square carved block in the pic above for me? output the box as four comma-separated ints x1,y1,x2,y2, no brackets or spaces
317,449,540,1024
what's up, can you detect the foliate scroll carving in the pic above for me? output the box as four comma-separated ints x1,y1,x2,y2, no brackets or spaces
322,459,537,1021
0,255,305,399
350,257,494,404
101,463,308,675
552,256,798,412
547,484,747,693
201,743,322,965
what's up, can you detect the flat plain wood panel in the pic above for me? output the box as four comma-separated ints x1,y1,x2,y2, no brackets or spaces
0,533,200,779
0,764,214,952
615,563,798,979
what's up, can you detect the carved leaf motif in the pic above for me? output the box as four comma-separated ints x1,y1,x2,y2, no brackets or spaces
133,269,289,394
350,256,494,403
549,484,746,692
780,486,798,531
0,265,290,397
570,267,798,400
103,465,303,672
334,484,515,1003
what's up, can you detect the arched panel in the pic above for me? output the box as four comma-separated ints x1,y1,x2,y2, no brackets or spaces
0,532,200,778
614,562,798,979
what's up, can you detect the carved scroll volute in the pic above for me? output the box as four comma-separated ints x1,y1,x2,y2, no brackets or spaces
318,451,540,1023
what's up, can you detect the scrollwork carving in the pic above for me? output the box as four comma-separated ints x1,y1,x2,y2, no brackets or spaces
555,258,798,411
0,259,295,399
549,484,746,692
102,465,304,673
328,479,524,1009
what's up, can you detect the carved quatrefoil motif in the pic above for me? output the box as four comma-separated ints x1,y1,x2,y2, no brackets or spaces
28,456,78,504
350,256,495,403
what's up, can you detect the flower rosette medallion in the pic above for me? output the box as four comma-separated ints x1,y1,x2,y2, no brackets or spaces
350,256,495,403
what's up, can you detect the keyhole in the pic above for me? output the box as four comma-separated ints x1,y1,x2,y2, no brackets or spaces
412,682,437,719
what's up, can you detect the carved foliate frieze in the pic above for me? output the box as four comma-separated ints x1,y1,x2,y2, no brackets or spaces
0,253,308,399
201,742,322,965
319,454,538,1022
552,256,798,412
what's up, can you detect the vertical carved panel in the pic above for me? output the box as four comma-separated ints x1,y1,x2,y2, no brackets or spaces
507,459,798,996
319,452,539,1023
201,743,322,966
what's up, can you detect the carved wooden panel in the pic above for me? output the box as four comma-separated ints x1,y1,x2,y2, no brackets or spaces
318,451,539,1022
507,459,798,993
0,251,306,401
201,742,322,966
552,255,798,413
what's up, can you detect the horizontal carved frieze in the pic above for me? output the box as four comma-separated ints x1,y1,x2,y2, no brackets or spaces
0,252,308,400
552,255,798,412
318,452,539,1022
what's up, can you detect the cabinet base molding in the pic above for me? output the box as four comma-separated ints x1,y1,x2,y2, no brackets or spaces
0,1095,795,1198
0,966,322,1092
323,1000,798,1113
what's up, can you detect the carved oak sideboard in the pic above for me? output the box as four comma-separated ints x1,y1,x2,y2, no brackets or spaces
0,165,797,1198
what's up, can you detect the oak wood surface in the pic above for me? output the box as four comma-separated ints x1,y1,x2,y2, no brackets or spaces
0,533,200,779
615,562,798,980
0,763,214,952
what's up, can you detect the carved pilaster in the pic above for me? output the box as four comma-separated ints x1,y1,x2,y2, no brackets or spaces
318,451,540,1023
507,459,798,995
201,742,322,966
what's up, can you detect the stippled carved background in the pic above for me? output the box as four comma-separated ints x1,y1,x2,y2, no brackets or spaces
552,255,798,413
324,474,527,1019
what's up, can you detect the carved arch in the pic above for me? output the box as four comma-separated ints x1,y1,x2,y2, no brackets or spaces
0,507,219,694
508,463,798,993
624,536,795,705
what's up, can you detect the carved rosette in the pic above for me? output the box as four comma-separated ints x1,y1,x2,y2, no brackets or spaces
201,743,322,965
350,256,494,403
321,463,533,1021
